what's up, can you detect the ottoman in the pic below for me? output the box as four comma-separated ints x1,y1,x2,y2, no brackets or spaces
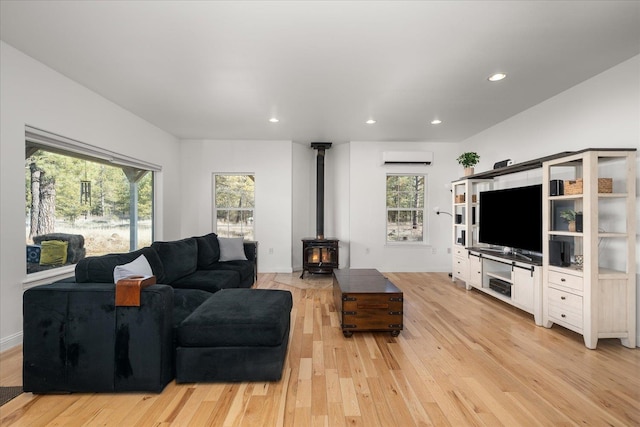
175,288,293,382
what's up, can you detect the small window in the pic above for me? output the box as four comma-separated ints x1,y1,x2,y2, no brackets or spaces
213,174,255,239
386,174,426,243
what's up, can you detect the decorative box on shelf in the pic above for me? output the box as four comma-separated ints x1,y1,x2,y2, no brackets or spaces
563,178,612,195
454,194,477,203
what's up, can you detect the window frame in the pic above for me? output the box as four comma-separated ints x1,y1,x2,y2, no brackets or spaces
23,126,159,284
212,173,255,239
385,173,428,245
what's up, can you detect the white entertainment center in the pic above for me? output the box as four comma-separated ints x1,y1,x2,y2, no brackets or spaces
451,149,636,349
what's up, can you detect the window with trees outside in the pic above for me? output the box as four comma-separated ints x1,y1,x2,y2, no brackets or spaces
214,174,255,240
386,174,426,243
25,128,157,275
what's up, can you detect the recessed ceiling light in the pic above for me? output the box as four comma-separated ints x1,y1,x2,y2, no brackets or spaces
431,119,442,125
366,119,376,124
269,117,279,123
488,73,507,82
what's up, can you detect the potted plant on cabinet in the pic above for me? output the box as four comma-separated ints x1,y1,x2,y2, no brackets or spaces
560,209,583,232
456,152,480,176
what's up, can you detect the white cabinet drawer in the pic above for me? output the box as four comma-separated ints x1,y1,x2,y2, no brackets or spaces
548,287,583,329
453,256,469,280
453,246,467,257
548,270,583,292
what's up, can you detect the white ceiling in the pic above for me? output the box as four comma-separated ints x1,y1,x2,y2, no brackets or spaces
1,1,639,144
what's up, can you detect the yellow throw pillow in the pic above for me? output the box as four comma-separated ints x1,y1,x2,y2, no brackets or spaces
39,240,69,266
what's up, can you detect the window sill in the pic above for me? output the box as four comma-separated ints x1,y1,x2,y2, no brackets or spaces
385,242,430,247
23,265,75,290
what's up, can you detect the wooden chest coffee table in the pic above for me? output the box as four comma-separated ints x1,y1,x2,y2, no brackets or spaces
332,269,403,337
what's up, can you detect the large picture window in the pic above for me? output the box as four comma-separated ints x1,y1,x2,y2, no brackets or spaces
386,174,426,243
213,174,255,239
25,127,158,274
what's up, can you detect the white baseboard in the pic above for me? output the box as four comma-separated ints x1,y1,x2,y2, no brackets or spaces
0,331,23,352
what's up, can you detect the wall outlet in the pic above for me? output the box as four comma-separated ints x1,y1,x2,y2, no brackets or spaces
447,247,451,254
432,247,437,255
268,248,274,254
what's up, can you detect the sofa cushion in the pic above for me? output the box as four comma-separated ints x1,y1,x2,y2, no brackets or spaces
218,237,248,261
194,233,220,269
171,270,240,293
113,254,153,283
210,260,254,287
178,289,293,347
172,289,214,328
75,247,164,283
39,240,68,266
151,238,198,284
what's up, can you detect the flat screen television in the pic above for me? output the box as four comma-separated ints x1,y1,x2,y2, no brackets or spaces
478,184,542,253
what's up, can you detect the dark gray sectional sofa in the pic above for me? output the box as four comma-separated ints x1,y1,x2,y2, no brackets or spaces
75,233,257,291
23,233,292,393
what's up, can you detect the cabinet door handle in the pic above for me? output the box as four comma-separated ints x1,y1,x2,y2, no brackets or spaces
561,296,566,300
561,278,566,282
561,314,566,318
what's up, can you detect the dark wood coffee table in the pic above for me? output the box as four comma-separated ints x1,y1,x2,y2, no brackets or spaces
332,269,403,337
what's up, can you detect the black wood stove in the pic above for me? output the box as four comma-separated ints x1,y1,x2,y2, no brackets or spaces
300,142,339,278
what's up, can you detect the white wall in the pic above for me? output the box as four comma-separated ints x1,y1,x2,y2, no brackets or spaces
332,143,351,269
0,42,182,351
347,141,462,272
291,142,313,271
179,140,293,273
462,55,640,345
463,55,639,168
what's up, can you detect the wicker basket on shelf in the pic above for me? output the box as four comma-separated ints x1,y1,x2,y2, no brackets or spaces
563,178,612,195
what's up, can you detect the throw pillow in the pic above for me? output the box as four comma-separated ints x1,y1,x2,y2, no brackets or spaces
113,254,153,283
27,244,42,263
218,237,248,261
39,240,68,266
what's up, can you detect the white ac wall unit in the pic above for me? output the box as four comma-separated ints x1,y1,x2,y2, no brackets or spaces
382,151,433,165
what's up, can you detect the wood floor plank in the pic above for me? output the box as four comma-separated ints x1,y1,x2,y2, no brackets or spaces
169,386,214,426
366,377,403,427
338,378,360,417
2,272,639,426
326,401,346,427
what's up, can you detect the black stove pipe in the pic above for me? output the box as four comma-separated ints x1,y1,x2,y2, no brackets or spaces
311,142,332,240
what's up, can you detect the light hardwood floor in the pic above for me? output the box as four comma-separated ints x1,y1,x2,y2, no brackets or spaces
1,272,638,426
